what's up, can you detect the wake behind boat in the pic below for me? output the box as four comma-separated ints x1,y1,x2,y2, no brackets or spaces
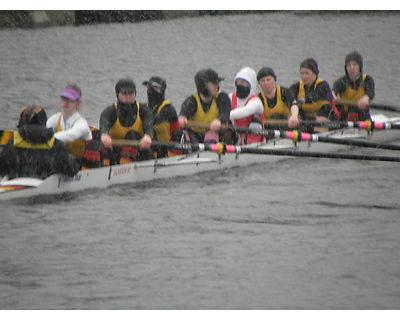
1,114,399,202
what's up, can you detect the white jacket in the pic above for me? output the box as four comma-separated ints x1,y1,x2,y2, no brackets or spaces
47,112,92,143
229,66,263,120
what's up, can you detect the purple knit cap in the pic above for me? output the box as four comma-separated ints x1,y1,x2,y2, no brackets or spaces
60,87,81,101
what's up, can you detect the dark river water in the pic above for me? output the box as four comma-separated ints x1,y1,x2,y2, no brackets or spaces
0,12,399,310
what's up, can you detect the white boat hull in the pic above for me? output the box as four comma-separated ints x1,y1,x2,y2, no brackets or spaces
1,115,399,201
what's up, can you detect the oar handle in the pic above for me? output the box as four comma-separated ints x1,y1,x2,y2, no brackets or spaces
112,139,141,147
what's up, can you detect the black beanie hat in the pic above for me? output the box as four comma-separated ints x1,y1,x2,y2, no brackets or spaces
300,58,319,75
257,67,277,82
115,79,136,96
18,106,47,127
345,51,363,73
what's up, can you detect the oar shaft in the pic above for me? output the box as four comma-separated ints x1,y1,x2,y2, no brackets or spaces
315,136,400,151
112,139,400,162
237,146,400,162
336,99,400,113
282,131,400,151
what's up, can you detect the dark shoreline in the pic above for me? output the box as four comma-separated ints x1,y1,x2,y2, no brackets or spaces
0,10,398,29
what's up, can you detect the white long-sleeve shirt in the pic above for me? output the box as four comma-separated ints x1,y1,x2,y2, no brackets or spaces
229,66,264,121
229,94,264,120
47,112,92,143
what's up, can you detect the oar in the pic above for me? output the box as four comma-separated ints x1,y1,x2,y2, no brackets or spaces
336,99,400,113
286,131,400,151
265,119,400,130
236,145,400,162
184,122,400,151
112,139,400,163
188,119,400,132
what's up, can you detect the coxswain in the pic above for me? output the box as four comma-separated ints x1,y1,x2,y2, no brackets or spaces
0,106,79,179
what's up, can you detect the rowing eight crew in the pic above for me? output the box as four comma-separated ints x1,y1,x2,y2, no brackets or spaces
0,51,374,180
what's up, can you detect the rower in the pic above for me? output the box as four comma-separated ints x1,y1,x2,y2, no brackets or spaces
142,76,185,158
332,51,375,121
257,67,299,129
229,66,265,145
179,68,236,145
47,85,100,170
290,58,339,133
99,78,154,165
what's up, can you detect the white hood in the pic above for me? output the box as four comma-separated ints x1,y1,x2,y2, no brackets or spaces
234,66,257,97
229,66,264,122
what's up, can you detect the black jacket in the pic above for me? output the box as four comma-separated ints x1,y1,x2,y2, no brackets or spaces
0,125,80,179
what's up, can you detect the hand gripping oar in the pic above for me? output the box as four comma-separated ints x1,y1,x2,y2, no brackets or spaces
336,99,400,113
112,139,400,163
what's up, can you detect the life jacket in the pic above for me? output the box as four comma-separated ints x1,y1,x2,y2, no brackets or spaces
153,100,172,142
298,78,337,119
109,102,144,139
13,131,55,149
339,74,368,121
231,93,265,128
260,86,290,119
231,93,265,145
56,115,87,159
190,92,220,134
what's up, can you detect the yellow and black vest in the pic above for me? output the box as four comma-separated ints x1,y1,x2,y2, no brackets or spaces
260,86,291,120
56,115,87,159
340,74,367,113
153,100,171,142
13,131,55,149
298,79,330,118
190,92,220,134
109,103,144,139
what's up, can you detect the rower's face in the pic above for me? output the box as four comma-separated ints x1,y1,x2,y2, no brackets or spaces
118,92,136,103
346,61,361,79
300,67,316,86
259,76,275,94
61,98,81,117
207,82,219,97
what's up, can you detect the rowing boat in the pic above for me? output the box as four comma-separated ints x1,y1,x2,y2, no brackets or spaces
1,114,399,201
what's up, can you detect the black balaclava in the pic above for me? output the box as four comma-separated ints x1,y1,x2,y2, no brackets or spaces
235,80,251,99
147,87,164,108
143,76,167,108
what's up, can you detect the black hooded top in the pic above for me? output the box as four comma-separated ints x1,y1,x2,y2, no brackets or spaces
0,106,79,179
